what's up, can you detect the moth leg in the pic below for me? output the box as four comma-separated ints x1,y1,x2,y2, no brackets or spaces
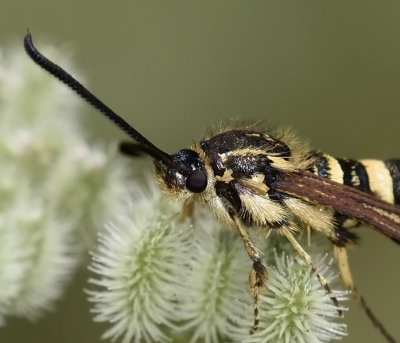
333,245,354,289
179,199,194,222
334,246,397,343
232,216,268,334
281,227,342,314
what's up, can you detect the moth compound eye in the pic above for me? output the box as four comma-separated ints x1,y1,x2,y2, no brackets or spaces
186,170,207,193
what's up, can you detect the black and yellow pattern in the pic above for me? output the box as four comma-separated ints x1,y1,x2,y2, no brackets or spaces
311,152,400,245
154,126,400,342
313,153,400,206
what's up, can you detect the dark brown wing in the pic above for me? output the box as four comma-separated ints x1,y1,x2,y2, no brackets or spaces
273,170,400,241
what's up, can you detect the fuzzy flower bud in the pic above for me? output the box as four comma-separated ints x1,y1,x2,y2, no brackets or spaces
0,42,133,324
88,179,348,343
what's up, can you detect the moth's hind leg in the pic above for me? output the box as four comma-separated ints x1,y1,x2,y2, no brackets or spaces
280,227,342,314
232,216,268,334
334,245,397,343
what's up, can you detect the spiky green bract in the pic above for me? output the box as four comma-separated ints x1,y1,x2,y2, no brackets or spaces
88,190,252,343
0,43,133,323
245,252,348,343
88,181,348,343
88,181,188,343
176,207,251,343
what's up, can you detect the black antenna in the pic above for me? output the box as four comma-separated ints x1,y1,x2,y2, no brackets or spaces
23,32,178,169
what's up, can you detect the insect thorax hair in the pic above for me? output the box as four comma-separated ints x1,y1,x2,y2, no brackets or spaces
154,124,337,241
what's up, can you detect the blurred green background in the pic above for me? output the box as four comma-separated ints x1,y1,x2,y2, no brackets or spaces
0,1,399,342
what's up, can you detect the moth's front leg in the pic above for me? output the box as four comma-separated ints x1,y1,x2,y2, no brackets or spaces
231,214,268,334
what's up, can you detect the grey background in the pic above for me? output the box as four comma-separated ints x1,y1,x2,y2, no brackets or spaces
0,1,399,342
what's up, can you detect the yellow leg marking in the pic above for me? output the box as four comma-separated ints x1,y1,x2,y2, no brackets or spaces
334,246,397,343
333,246,355,290
233,216,268,334
281,228,342,314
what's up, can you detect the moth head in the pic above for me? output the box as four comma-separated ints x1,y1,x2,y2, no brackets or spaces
154,148,208,198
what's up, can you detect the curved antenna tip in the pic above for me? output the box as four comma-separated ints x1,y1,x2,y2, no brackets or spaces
22,32,179,171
